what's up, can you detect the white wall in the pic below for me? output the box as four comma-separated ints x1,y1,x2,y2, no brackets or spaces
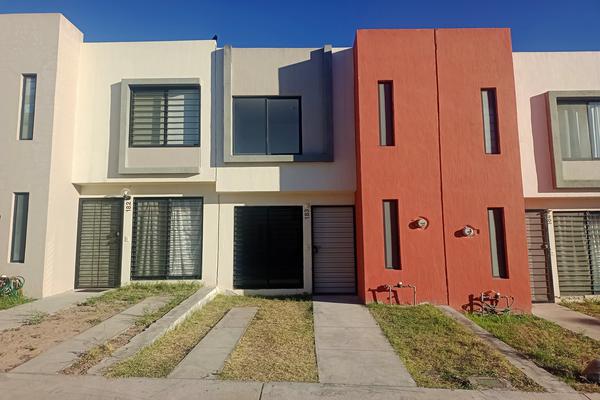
216,48,356,193
0,14,66,297
72,40,216,184
514,51,600,201
42,17,83,296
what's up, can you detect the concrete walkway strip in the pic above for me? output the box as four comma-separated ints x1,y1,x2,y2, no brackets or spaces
533,303,600,341
169,306,258,379
0,373,593,400
0,290,106,332
12,296,169,374
313,295,416,387
438,305,576,393
88,285,218,375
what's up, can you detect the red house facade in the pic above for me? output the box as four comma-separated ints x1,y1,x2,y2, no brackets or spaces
354,29,532,311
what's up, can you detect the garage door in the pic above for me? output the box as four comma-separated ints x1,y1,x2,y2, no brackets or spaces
312,206,356,294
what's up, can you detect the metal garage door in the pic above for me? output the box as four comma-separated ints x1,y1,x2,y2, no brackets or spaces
525,210,553,302
75,198,123,289
554,211,600,296
312,206,356,294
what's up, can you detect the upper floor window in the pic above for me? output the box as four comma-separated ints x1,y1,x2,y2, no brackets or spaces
19,74,37,140
129,86,200,147
481,88,499,154
378,82,394,146
557,100,600,160
233,97,301,155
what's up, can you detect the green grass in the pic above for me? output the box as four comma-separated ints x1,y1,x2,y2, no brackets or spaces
561,299,600,319
0,293,31,310
469,313,600,392
81,282,200,309
108,294,318,382
368,304,542,391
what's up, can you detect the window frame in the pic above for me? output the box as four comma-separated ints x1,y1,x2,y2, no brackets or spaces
232,95,302,156
481,88,500,155
382,199,401,270
487,207,508,279
556,99,600,161
19,74,37,141
130,196,203,280
378,81,395,147
10,192,30,263
128,84,201,148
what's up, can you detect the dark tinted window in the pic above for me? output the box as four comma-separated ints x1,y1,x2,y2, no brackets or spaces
233,97,301,155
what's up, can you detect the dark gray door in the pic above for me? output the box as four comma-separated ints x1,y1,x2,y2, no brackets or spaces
312,206,356,294
75,198,123,289
525,210,553,302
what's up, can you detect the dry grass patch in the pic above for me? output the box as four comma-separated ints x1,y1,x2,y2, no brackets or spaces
108,295,317,382
369,304,542,391
0,282,199,372
561,299,600,319
470,313,600,392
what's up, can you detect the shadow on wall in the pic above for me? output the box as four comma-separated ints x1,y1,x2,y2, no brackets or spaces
277,48,355,192
107,82,121,178
530,93,556,193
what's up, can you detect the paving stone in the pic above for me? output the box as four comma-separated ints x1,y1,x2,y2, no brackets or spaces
438,305,576,393
313,295,416,387
88,285,218,375
533,303,600,341
0,290,105,332
12,296,169,374
169,306,258,379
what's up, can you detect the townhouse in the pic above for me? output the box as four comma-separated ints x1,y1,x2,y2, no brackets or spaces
0,13,598,310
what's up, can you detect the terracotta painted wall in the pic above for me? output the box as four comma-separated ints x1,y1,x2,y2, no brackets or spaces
354,28,532,311
354,30,448,305
436,29,530,311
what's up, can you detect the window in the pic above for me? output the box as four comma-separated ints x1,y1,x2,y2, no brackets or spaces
19,75,37,140
488,208,508,278
129,86,200,147
233,97,301,155
233,206,303,289
131,198,203,279
557,101,600,160
10,193,29,263
481,89,499,154
383,200,400,269
378,82,394,146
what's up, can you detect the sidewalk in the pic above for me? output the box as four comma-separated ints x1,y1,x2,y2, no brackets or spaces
313,295,415,387
0,290,104,331
533,303,600,341
0,372,594,400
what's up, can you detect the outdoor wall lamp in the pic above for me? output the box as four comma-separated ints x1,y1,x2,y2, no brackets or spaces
409,217,429,230
121,188,132,200
461,225,478,237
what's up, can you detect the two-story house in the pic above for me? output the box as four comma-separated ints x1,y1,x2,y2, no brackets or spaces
4,13,597,311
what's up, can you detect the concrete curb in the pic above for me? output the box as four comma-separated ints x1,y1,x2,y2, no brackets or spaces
0,372,595,400
88,286,219,375
437,305,576,393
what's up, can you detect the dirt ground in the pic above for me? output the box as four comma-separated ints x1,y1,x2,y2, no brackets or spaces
0,302,130,372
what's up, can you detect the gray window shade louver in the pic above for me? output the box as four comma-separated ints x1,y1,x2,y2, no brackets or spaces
129,86,200,147
553,211,600,295
131,198,203,279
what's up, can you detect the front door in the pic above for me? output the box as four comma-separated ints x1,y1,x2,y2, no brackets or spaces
75,198,123,289
312,206,357,294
